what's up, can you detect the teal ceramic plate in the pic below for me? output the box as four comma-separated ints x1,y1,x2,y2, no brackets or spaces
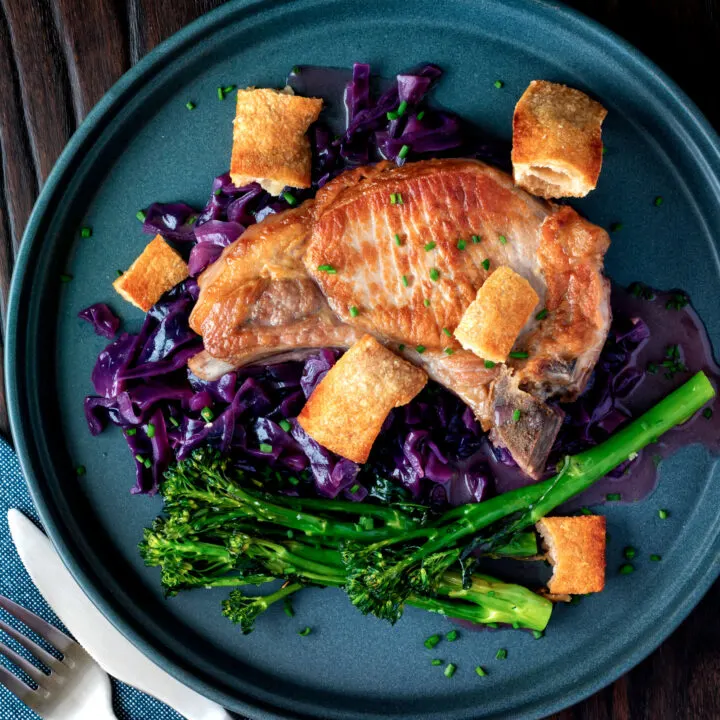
6,1,720,718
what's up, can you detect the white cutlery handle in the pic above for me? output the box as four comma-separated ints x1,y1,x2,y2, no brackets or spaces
135,677,234,720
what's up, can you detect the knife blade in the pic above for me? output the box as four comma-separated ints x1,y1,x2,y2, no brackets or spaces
8,509,234,720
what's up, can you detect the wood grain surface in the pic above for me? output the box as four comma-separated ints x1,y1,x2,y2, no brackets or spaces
0,1,718,717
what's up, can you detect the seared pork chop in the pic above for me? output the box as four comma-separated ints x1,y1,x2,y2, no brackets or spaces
189,159,611,477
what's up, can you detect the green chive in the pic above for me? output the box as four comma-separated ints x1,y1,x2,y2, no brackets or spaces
481,258,490,271
424,241,437,251
647,362,658,374
259,443,273,454
423,298,431,307
80,226,92,238
580,506,592,515
442,327,452,337
457,239,466,250
416,110,426,121
602,145,607,155
703,408,713,419
619,563,634,575
650,554,662,562
279,419,291,432
398,144,410,159
390,193,397,204
401,275,409,287
169,417,179,428
283,599,295,617
416,345,426,354
291,65,301,74
654,196,663,207
282,191,297,206
349,483,360,494
136,210,146,222
217,87,226,100
535,308,548,320
145,423,156,438
60,274,73,283
532,630,544,640
658,508,669,519
610,222,623,232
126,428,137,436
429,268,440,281
624,546,636,560
75,465,86,476
396,193,404,205
288,476,300,486
214,188,222,196
298,626,311,636
185,100,196,110
223,85,235,94
317,264,337,274
471,234,481,244
187,215,198,226
200,407,214,422
144,457,152,469
606,493,621,501
431,659,443,666
397,101,408,116
398,344,405,352
484,360,495,369
386,110,399,121
444,347,454,355
486,622,498,629
509,351,529,359
134,454,144,463
424,634,441,649
475,666,487,677
495,649,507,660
349,305,359,318
117,269,123,276
498,235,507,245
394,233,403,246
444,663,456,678
512,409,521,423
446,629,458,642
494,80,504,89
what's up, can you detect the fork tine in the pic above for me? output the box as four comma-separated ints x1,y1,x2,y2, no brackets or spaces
0,640,48,685
0,596,74,653
0,618,58,669
0,663,35,704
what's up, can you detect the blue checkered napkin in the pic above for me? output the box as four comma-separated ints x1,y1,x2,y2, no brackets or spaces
0,435,184,720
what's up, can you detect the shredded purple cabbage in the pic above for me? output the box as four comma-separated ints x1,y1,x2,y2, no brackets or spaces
78,303,120,339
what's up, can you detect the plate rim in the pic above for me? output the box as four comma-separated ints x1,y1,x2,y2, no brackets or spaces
6,1,720,718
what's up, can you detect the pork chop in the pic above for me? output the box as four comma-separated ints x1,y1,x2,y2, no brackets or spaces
189,159,611,477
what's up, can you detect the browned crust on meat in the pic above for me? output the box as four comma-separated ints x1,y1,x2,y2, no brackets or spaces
297,335,427,463
113,235,188,312
454,266,540,362
536,515,606,594
230,88,323,193
512,80,607,198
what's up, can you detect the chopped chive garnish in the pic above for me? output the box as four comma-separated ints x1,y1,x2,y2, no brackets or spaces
145,423,156,438
214,188,222,196
602,145,607,155
495,648,507,660
509,351,529,359
475,666,487,677
288,476,299,486
610,221,623,232
416,110,425,120
498,235,507,244
580,506,592,515
259,443,273,454
283,599,295,617
394,233,403,246
223,85,235,94
650,554,662,562
416,345,426,354
317,264,337,274
187,215,198,226
444,347,454,355
658,508,669,519
423,298,431,307
397,101,408,116
457,239,466,250
429,268,440,281
169,416,179,428
666,293,689,310
624,546,636,560
396,193,404,205
217,87,225,100
647,362,658,374
126,428,137,436
144,458,152,469
535,309,548,320
386,110,399,121
136,210,146,222
512,409,521,423
134,454,144,463
401,274,409,287
282,191,297,205
279,419,291,432
424,634,441,649
80,226,92,238
349,305,360,318
446,629,458,642
349,483,360,494
532,630,544,640
484,360,496,369
493,80,504,89
398,344,405,351
486,622,498,629
185,100,196,110
424,241,437,251
471,234,481,244
444,663,456,678
291,65,301,74
431,658,443,666
200,407,214,422
703,408,713,419
606,493,621,501
298,626,311,636
390,193,397,204
481,258,490,271
116,269,123,276
60,274,73,283
654,196,664,207
398,144,410,159
619,563,634,575
442,327,452,337
76,465,86,476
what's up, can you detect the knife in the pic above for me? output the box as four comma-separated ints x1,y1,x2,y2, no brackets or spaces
8,509,234,720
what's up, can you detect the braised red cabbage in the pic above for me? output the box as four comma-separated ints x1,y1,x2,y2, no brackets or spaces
78,303,120,339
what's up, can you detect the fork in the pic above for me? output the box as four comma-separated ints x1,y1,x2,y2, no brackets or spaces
0,594,116,719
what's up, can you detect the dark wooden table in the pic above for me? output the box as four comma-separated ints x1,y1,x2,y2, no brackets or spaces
1,1,718,717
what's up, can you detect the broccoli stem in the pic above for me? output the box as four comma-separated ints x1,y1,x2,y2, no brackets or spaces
489,531,538,558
